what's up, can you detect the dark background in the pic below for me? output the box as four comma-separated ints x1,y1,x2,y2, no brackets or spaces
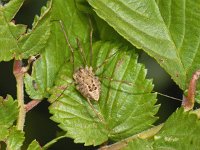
0,0,182,149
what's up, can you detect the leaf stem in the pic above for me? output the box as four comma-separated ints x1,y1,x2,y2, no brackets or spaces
25,99,42,112
43,135,66,149
13,60,26,131
99,124,164,150
182,70,200,111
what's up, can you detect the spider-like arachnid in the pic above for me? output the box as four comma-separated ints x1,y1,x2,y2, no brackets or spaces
51,20,182,123
50,20,138,122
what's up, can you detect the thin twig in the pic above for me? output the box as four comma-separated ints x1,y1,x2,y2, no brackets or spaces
13,56,38,130
25,100,42,112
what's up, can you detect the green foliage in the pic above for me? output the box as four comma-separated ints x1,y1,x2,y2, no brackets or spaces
27,140,42,150
87,0,200,90
124,108,200,150
6,127,25,150
124,139,153,150
0,0,51,61
49,41,158,145
0,95,18,141
0,95,18,128
24,0,90,99
15,0,51,59
0,0,52,149
0,0,200,149
0,0,26,61
0,95,25,150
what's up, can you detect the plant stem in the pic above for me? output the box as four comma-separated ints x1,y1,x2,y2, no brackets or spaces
99,124,164,150
13,60,26,131
43,135,66,149
25,100,41,112
182,70,200,111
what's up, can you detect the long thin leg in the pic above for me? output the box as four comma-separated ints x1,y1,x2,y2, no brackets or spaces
99,76,133,86
89,18,93,66
86,98,104,122
100,77,182,102
76,38,87,66
58,20,75,72
154,92,182,102
94,50,119,72
52,82,74,103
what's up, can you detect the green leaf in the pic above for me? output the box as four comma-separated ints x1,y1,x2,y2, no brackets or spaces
0,0,26,61
0,0,51,61
24,0,90,99
93,13,129,44
0,96,24,149
6,127,25,150
0,95,18,128
153,108,200,149
15,0,52,59
49,41,158,146
124,108,200,149
3,0,24,20
87,0,200,90
0,126,9,141
195,90,200,104
27,140,42,150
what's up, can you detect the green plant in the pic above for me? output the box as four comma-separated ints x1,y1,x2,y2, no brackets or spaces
1,0,200,149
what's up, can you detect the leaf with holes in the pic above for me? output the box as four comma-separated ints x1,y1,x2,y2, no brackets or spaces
49,41,159,146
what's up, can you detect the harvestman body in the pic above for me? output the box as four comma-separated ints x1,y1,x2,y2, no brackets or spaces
73,66,101,101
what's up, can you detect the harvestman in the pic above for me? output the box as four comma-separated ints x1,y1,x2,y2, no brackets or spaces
56,20,123,122
55,20,183,122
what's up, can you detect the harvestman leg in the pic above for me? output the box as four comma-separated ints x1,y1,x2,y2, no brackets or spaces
58,20,75,72
87,98,104,122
